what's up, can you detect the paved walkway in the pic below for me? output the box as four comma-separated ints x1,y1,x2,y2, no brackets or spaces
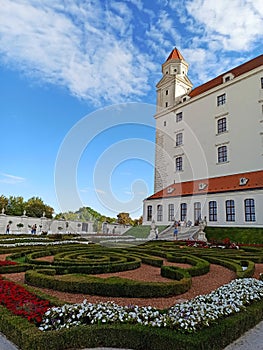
1,320,263,350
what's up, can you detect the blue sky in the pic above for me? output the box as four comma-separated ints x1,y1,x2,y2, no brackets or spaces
0,0,262,219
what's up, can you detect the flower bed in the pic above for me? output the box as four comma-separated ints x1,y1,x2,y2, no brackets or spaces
0,276,51,325
0,261,17,266
39,278,263,333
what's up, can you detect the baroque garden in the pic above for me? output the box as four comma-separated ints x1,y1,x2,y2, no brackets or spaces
1,50,263,349
0,229,263,350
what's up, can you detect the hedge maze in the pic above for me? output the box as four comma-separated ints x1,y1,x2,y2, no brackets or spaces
1,236,263,350
1,239,262,298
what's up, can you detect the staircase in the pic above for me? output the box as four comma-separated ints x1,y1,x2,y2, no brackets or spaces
159,224,199,241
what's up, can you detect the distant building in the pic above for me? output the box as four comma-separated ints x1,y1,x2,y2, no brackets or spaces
143,48,263,227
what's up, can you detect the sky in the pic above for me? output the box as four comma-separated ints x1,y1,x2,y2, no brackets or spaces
0,0,262,219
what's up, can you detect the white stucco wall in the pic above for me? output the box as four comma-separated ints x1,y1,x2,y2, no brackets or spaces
154,66,263,192
143,189,263,228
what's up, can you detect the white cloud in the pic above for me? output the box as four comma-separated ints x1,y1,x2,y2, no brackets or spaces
185,0,263,51
0,0,152,104
0,173,26,184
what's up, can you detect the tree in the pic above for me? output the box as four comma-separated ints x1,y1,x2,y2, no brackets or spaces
117,212,133,225
0,195,8,212
25,197,54,218
6,196,25,216
133,216,143,226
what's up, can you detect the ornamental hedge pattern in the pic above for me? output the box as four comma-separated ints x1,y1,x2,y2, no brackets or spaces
0,234,263,349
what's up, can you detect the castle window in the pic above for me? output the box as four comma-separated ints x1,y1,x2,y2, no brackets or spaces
147,205,152,221
244,199,256,222
175,156,183,171
157,204,163,221
180,203,187,221
176,112,183,122
225,76,230,82
226,200,235,221
217,117,227,134
194,202,201,222
218,145,227,163
165,102,168,107
166,90,169,95
261,77,263,89
209,201,217,221
217,93,226,106
168,204,174,221
176,132,183,146
164,121,166,126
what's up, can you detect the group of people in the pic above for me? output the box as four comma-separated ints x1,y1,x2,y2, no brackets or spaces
5,223,37,234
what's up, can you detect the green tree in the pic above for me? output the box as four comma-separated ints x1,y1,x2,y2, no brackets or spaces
6,196,25,216
25,197,54,218
133,216,143,226
117,212,133,225
0,195,8,212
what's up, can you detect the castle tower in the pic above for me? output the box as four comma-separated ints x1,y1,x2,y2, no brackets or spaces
156,47,193,111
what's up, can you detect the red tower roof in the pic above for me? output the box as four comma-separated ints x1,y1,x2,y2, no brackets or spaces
166,47,185,62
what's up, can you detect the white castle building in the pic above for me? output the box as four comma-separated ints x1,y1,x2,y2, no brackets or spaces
143,48,263,227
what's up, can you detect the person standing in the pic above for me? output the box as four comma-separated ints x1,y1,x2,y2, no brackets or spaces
173,221,178,240
6,224,10,234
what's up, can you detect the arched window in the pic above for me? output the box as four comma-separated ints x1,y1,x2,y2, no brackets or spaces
226,200,235,221
244,199,256,222
168,204,174,221
157,205,163,221
180,203,187,221
147,205,152,221
209,201,217,221
194,202,201,222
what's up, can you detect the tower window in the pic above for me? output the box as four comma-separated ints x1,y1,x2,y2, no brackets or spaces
176,112,183,122
175,156,183,171
165,102,168,107
217,117,227,134
217,93,226,106
175,132,183,146
218,145,227,163
164,121,166,126
166,90,169,95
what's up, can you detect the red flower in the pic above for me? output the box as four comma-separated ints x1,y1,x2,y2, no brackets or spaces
0,276,51,325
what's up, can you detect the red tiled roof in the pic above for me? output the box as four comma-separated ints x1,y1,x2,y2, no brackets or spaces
147,170,263,200
166,47,185,62
189,54,263,98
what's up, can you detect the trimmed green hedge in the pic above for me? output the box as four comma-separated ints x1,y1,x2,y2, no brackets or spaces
25,268,191,298
166,253,210,277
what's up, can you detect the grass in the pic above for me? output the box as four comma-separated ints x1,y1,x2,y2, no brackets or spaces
205,227,263,245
